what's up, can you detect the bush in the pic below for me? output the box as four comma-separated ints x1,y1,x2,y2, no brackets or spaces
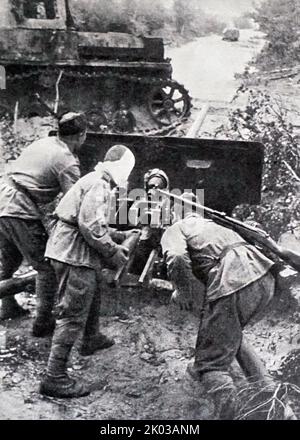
252,0,300,69
215,88,300,238
71,0,225,39
0,120,27,162
233,14,254,30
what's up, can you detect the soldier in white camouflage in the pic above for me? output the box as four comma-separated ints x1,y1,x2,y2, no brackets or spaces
40,144,136,398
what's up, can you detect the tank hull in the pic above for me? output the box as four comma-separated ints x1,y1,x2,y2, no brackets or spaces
0,27,191,132
0,0,192,131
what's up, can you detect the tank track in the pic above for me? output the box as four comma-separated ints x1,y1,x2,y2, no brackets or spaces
5,67,193,136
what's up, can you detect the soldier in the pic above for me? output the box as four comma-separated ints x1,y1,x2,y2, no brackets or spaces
0,112,87,338
161,193,277,419
39,144,136,398
130,169,170,275
112,101,136,133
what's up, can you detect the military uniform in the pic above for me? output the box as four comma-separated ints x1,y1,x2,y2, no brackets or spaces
40,144,135,398
131,168,170,274
161,213,276,417
0,135,81,324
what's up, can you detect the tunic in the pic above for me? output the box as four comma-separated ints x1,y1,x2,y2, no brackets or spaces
161,214,274,302
0,136,80,219
45,171,124,269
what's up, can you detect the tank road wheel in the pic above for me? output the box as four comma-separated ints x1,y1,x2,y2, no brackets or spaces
148,81,191,126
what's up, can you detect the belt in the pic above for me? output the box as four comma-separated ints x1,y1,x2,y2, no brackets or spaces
214,241,247,265
55,215,78,229
7,176,40,208
192,241,247,284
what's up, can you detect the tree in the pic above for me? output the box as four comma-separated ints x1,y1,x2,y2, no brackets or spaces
215,88,300,238
252,0,300,67
173,0,225,37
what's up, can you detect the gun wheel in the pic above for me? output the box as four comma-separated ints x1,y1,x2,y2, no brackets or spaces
148,80,191,126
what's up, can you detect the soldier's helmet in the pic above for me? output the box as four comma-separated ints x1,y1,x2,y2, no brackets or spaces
143,168,169,192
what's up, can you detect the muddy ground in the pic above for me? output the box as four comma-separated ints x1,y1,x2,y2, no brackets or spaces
0,268,300,420
0,285,216,420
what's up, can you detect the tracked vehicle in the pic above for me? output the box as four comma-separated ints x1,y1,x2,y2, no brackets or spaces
0,0,191,132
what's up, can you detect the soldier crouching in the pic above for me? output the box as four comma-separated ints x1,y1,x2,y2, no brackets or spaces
161,193,277,419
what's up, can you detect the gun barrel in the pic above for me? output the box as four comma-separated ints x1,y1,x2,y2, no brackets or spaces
156,189,300,273
156,188,269,237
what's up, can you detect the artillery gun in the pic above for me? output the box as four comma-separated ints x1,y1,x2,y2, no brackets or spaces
0,0,191,132
0,131,264,297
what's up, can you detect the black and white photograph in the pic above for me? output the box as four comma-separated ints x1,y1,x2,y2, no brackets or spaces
0,0,299,424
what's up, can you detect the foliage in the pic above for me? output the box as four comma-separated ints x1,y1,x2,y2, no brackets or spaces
252,0,300,69
215,88,300,238
235,381,299,420
0,119,27,162
173,0,225,37
71,0,225,40
232,14,254,30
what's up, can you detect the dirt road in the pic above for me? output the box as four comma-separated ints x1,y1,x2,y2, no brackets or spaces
167,29,266,135
167,29,265,104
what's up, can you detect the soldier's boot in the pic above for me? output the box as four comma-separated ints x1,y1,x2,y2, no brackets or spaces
79,292,115,356
201,371,237,420
0,296,29,320
187,363,237,420
40,337,90,399
32,263,57,337
39,373,90,398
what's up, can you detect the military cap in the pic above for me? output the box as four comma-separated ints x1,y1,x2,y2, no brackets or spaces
58,112,87,136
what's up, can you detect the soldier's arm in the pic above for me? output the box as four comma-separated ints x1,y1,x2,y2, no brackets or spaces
277,246,300,271
108,227,126,244
161,224,204,311
78,183,119,258
161,223,189,269
52,147,81,195
255,234,300,271
58,163,81,195
108,227,139,244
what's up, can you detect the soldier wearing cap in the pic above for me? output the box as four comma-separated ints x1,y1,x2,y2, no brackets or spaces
0,112,87,333
39,144,136,398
